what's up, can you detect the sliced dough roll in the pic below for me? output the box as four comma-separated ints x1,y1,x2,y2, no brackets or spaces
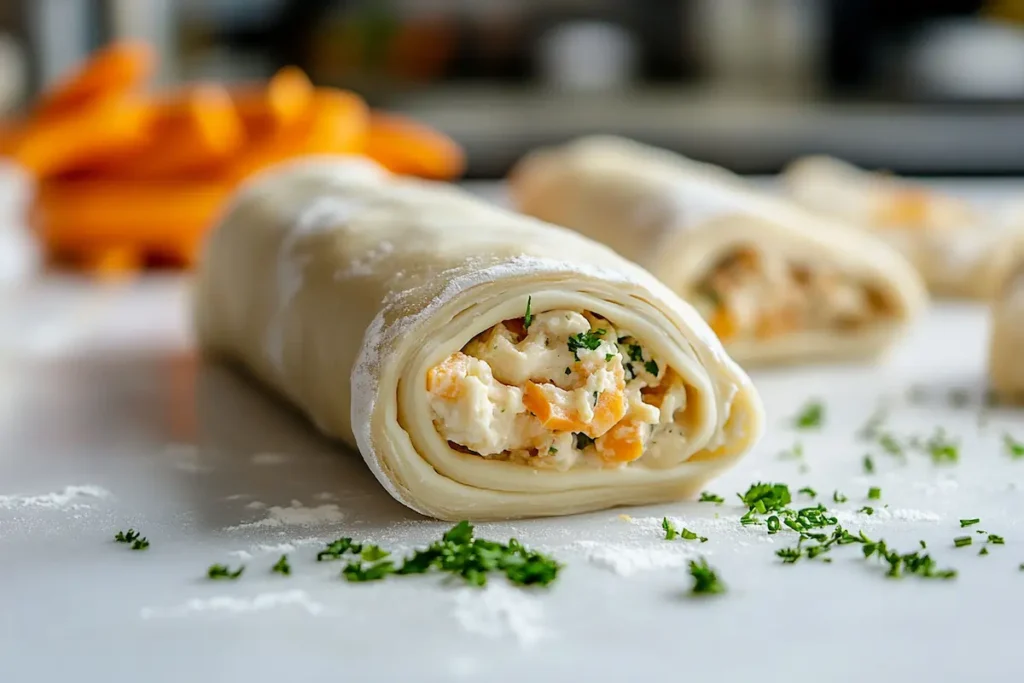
784,155,1024,299
510,136,927,366
989,238,1024,402
195,157,763,521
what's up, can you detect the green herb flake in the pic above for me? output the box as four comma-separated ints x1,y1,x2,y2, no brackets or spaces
567,329,607,360
131,537,150,550
767,515,781,534
114,529,140,544
208,563,245,580
548,447,557,454
924,428,959,464
863,455,875,474
564,367,571,376
644,360,659,377
272,554,291,576
574,433,595,450
523,296,533,330
342,560,396,582
317,537,362,562
979,547,990,556
879,433,904,457
662,517,679,540
797,486,817,498
698,491,724,504
953,536,973,548
859,506,874,515
688,558,726,595
738,482,792,514
1003,433,1024,459
833,490,848,504
605,353,615,362
988,534,1005,545
959,518,980,528
793,400,825,429
867,487,882,500
627,344,644,362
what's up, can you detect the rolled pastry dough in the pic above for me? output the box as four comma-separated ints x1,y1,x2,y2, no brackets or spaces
784,155,1024,299
195,157,763,520
510,136,927,366
989,237,1024,402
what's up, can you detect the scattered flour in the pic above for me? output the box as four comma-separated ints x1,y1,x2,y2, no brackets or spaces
228,550,254,560
313,492,337,501
571,540,701,576
835,508,943,525
251,538,321,554
140,590,325,619
250,452,291,466
452,581,550,647
245,501,267,510
225,500,345,530
0,485,109,510
912,479,960,496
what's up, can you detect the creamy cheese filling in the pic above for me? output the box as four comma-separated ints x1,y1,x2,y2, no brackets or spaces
425,309,690,470
691,246,892,343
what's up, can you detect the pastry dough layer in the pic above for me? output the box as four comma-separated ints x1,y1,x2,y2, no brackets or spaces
195,157,763,520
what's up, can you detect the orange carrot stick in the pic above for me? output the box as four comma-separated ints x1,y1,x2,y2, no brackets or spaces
229,87,369,182
117,84,245,178
233,66,314,134
34,42,155,119
364,111,465,180
34,179,233,255
13,94,152,177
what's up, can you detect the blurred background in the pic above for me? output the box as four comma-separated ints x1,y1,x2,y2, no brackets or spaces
2,0,1024,179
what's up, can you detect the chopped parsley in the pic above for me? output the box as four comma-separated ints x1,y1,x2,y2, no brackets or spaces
317,537,362,562
1003,433,1024,459
738,482,792,514
644,360,659,377
858,408,887,440
131,538,150,550
564,367,571,375
988,534,1005,545
627,344,644,362
832,490,848,504
793,400,825,429
863,455,875,474
979,547,989,556
548,447,557,454
867,487,882,500
778,443,804,461
924,428,959,464
879,433,904,457
114,529,141,544
767,515,781,533
208,563,245,580
698,491,724,504
272,555,291,576
574,433,595,450
567,329,606,360
523,296,533,330
338,521,561,587
688,558,726,595
953,536,973,548
859,506,874,515
662,517,679,540
797,486,817,498
605,353,616,362
959,518,980,528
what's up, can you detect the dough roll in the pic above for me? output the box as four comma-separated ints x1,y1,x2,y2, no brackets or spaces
510,136,927,366
989,237,1024,402
195,158,763,521
784,155,1024,299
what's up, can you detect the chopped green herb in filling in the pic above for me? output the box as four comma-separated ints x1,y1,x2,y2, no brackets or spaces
567,329,606,360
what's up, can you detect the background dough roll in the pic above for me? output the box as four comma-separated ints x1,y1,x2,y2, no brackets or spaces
784,155,1024,299
510,136,927,366
195,158,763,521
989,235,1024,402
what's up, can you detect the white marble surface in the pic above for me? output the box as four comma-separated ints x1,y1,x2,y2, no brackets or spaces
4,203,1024,682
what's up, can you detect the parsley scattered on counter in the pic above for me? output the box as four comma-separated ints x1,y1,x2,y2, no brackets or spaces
879,433,904,457
979,547,990,556
861,536,957,580
343,559,396,582
272,555,291,576
131,538,150,550
953,536,973,548
682,528,708,542
859,506,874,515
858,408,888,441
698,491,724,504
924,428,959,464
738,482,792,514
1003,433,1024,459
523,296,533,330
688,558,726,595
867,487,882,501
793,400,825,429
863,455,875,474
567,329,606,360
778,443,804,461
361,545,390,561
208,563,244,580
833,490,848,504
114,529,141,544
919,540,927,550
960,518,980,528
798,486,817,498
767,515,781,534
1019,563,1024,571
317,537,362,562
662,517,679,540
988,534,1005,545
574,433,595,450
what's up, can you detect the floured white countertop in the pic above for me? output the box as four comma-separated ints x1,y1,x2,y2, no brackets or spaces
4,183,1024,683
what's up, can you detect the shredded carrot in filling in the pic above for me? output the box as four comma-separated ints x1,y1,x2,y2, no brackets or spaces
694,246,892,343
424,309,688,470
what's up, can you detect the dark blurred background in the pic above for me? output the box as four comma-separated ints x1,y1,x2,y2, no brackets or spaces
3,0,1024,178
